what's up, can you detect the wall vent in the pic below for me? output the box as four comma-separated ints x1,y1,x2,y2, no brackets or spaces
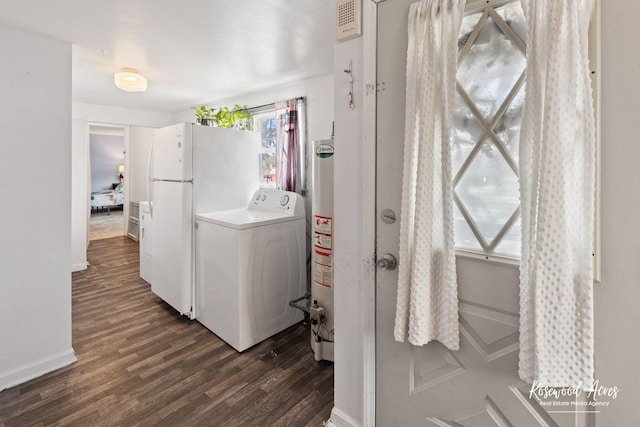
336,0,362,42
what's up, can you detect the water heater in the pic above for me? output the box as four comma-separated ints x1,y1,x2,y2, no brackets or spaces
311,140,334,362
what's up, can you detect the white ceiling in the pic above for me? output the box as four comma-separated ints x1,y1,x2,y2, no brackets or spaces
0,0,335,113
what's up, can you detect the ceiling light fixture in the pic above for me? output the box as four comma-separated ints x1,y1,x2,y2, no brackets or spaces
114,68,147,92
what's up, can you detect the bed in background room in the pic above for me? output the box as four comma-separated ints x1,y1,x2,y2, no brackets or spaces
91,183,124,214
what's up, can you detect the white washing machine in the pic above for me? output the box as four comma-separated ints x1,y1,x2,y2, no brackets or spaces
194,189,306,352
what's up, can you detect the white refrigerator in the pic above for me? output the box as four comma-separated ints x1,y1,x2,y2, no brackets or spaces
148,123,259,318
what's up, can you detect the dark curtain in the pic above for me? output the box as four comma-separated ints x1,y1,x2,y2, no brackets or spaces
275,99,299,192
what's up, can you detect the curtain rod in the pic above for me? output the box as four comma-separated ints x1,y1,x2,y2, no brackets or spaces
246,96,306,113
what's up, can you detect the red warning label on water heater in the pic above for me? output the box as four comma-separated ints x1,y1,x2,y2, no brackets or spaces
313,233,332,250
313,215,333,288
314,215,332,234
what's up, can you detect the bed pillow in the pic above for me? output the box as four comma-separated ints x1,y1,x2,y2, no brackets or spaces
116,183,124,192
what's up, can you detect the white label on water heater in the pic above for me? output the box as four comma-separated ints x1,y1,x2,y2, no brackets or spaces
314,215,333,234
314,258,334,289
314,249,333,268
313,250,333,288
314,232,332,250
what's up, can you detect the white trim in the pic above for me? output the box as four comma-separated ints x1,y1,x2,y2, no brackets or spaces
362,1,378,426
328,406,361,427
465,0,514,13
455,249,520,268
123,126,131,237
71,262,88,272
73,119,89,269
0,349,76,391
85,122,91,250
590,0,602,283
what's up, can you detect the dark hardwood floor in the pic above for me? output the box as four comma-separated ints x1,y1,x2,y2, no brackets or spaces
0,237,333,426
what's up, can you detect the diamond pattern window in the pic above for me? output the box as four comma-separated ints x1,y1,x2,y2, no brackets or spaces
453,2,527,258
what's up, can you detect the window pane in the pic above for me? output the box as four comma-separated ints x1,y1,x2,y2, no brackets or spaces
252,110,278,187
496,3,528,44
453,204,484,252
260,153,276,187
454,2,525,258
458,11,483,51
457,17,526,121
455,141,519,247
452,93,485,177
261,116,277,149
493,215,521,258
494,86,524,164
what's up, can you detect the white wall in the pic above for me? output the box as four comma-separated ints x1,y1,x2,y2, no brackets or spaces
0,25,76,390
89,134,124,192
330,23,368,427
129,126,154,203
72,102,173,128
594,1,640,424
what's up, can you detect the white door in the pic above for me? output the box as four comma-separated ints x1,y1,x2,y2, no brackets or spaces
375,1,586,425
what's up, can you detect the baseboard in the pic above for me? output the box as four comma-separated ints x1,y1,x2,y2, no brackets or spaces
71,262,88,272
327,407,360,427
0,349,77,391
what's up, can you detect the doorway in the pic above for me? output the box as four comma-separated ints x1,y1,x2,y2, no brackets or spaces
87,124,129,241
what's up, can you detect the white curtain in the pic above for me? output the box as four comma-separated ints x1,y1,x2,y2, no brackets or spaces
394,0,464,350
519,0,596,387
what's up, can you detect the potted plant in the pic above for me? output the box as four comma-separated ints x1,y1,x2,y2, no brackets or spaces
192,104,251,129
230,105,251,130
192,105,216,126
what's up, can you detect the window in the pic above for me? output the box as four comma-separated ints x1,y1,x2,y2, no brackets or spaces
252,110,277,187
453,1,527,258
452,0,601,279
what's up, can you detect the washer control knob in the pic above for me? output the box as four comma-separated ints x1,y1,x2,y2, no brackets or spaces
280,195,290,206
261,194,267,201
255,194,261,201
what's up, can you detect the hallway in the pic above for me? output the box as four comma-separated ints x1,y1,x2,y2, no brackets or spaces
89,209,125,241
0,237,333,426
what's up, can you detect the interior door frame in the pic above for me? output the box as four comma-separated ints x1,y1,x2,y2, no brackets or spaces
84,122,131,247
362,0,379,425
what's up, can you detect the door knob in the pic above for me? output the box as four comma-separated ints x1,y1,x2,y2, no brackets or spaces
377,254,398,271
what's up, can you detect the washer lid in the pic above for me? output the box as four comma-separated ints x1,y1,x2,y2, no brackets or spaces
195,208,301,230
